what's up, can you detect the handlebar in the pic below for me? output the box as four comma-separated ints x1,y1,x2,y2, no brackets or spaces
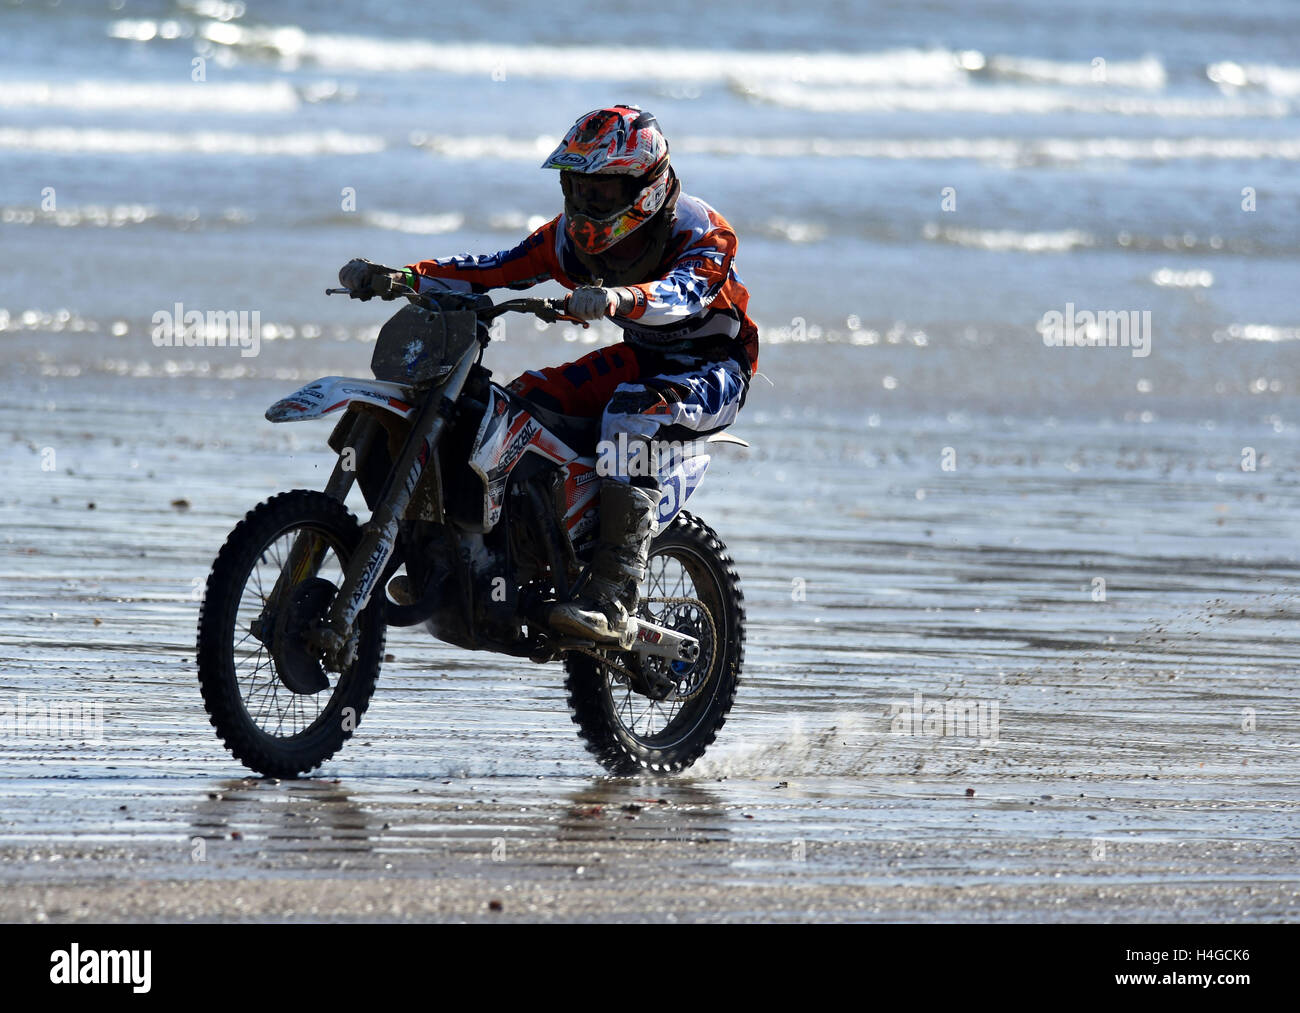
481,297,587,326
325,279,588,327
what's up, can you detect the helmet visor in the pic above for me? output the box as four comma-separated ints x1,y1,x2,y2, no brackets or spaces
561,170,670,254
560,172,640,218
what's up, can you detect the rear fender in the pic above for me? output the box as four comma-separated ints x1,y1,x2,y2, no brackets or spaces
265,376,416,423
647,430,747,529
654,454,709,531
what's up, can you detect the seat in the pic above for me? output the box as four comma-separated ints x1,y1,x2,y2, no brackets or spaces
517,398,601,455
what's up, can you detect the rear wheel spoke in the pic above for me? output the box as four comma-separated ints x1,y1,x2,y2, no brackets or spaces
600,544,720,747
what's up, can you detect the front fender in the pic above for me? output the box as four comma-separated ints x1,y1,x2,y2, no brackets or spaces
265,376,416,423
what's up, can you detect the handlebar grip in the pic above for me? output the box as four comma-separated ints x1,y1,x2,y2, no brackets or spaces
326,286,372,300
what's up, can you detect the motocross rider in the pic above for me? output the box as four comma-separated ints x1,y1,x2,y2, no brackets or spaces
339,104,758,650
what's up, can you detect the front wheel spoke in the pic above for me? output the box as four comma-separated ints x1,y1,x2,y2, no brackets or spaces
250,686,278,727
239,646,271,696
246,666,279,708
270,679,288,735
297,691,314,732
249,663,281,709
231,530,346,740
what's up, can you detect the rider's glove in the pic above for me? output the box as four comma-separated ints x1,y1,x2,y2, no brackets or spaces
339,259,411,300
567,285,634,321
567,286,613,321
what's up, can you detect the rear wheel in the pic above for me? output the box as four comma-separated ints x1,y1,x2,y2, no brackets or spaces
564,511,745,774
196,490,386,777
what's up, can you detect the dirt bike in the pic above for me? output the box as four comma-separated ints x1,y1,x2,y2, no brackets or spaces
196,277,748,777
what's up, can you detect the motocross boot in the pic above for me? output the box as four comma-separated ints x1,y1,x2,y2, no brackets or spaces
549,478,657,651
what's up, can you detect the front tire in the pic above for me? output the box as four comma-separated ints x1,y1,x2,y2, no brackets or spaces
196,490,386,778
564,511,745,774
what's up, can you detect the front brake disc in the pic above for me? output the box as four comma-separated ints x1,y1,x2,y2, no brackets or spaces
268,577,336,694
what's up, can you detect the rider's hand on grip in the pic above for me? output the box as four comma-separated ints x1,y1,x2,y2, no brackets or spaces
339,258,403,301
566,284,615,322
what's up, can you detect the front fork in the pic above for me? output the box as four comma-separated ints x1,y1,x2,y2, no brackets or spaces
277,416,379,575
252,413,380,650
313,349,479,671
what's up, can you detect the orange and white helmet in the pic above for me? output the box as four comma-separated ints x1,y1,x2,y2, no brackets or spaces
542,105,673,255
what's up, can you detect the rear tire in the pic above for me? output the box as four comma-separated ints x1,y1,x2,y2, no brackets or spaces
196,490,386,778
564,511,744,774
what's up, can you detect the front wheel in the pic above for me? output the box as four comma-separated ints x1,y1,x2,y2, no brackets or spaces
564,511,745,774
196,490,386,778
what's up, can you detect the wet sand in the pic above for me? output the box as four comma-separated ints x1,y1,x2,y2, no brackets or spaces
3,351,1299,922
3,776,1299,922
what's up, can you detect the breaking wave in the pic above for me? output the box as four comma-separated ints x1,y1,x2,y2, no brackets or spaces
0,79,302,113
735,80,1288,118
0,127,384,156
414,132,1300,164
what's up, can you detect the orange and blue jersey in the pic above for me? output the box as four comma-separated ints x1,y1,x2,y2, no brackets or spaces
406,194,759,374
